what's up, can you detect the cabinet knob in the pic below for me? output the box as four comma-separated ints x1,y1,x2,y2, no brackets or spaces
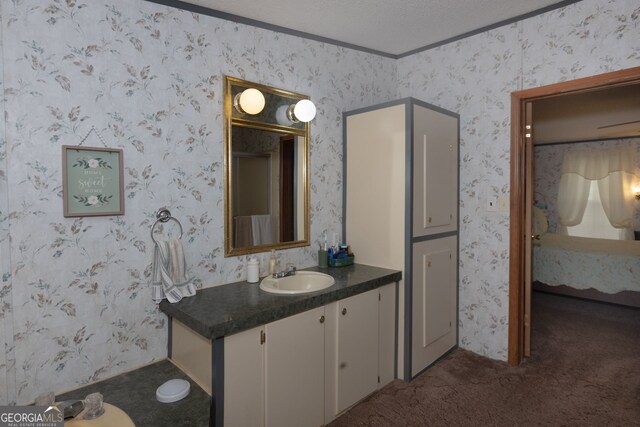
342,308,347,315
319,315,325,323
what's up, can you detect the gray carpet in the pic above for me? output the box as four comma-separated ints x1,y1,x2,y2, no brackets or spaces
329,292,640,426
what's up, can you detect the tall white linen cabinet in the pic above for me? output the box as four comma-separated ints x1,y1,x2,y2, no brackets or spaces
344,98,459,380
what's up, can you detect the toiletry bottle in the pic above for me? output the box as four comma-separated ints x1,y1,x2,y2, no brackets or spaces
268,250,278,276
247,257,259,283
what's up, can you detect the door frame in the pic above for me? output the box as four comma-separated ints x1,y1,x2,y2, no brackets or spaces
508,66,640,365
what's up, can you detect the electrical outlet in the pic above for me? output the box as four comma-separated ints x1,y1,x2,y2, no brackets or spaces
486,196,497,212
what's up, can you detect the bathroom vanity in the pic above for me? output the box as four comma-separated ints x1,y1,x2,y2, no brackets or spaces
159,263,400,427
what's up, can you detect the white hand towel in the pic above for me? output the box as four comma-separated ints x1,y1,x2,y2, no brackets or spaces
152,237,196,304
251,214,274,246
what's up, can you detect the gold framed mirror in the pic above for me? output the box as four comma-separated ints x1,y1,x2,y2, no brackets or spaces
224,76,311,257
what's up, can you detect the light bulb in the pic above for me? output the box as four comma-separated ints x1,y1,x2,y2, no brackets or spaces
287,100,316,123
234,88,265,115
275,104,291,125
293,99,316,122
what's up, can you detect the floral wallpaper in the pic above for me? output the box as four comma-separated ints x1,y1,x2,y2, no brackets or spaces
0,0,396,404
397,0,640,360
1,0,638,406
0,5,15,405
534,138,640,232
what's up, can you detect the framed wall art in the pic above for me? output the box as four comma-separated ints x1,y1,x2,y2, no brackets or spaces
62,145,124,217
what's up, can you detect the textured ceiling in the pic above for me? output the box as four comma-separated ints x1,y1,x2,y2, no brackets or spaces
178,0,570,56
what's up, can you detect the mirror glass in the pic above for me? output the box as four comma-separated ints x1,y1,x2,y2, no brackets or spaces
224,76,310,256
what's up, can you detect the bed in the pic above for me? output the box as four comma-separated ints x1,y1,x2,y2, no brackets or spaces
533,232,640,307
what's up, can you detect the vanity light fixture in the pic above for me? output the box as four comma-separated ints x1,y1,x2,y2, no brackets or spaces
234,88,266,115
287,99,317,123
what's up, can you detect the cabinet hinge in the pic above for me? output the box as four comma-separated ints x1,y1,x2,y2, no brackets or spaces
378,293,381,301
377,376,380,384
260,330,265,345
449,254,452,259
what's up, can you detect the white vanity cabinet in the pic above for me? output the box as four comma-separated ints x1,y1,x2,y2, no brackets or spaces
173,283,398,426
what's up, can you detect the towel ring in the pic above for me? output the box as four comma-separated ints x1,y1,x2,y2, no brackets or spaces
150,208,183,243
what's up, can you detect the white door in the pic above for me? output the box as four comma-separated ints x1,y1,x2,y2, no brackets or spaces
335,290,379,414
264,307,325,427
224,326,264,427
413,105,458,237
378,283,396,388
411,236,457,377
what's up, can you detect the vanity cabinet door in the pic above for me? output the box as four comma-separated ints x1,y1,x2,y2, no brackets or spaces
264,306,325,427
335,289,379,414
324,284,396,422
378,283,396,388
224,326,264,427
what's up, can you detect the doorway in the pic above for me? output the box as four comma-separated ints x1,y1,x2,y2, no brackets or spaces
279,135,295,242
508,66,640,365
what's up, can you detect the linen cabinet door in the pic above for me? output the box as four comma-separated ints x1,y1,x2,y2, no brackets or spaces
411,236,457,377
412,104,458,237
264,306,325,427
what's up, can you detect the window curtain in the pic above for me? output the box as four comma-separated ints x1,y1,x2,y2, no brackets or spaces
557,147,636,229
557,173,591,226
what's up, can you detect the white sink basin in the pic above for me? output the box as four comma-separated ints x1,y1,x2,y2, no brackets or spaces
259,271,335,295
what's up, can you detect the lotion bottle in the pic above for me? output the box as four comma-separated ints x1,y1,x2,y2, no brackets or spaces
268,250,277,276
247,257,259,283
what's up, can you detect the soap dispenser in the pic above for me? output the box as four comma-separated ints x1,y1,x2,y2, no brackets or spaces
268,250,278,276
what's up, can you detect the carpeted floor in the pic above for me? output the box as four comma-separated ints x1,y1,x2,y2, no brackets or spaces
329,292,640,426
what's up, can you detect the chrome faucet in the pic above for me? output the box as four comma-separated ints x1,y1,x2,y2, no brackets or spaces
273,264,297,278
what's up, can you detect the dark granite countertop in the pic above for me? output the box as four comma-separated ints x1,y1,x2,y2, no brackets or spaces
159,263,401,340
58,360,210,427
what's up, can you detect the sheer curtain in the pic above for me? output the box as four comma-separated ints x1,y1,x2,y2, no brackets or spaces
557,173,591,226
557,147,636,237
